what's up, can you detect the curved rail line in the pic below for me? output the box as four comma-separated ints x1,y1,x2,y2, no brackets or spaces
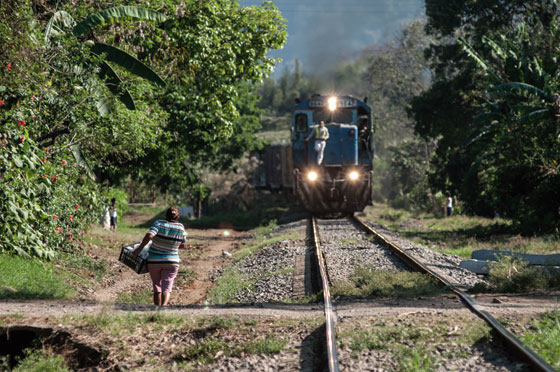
310,216,340,372
350,215,556,372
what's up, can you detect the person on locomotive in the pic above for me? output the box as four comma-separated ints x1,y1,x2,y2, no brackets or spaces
304,120,329,165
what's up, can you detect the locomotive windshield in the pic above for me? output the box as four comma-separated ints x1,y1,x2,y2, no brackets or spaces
313,109,353,124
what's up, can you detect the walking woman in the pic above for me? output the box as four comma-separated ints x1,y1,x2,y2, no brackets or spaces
133,206,186,306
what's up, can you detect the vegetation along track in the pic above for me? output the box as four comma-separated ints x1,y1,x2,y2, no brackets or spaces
310,215,556,372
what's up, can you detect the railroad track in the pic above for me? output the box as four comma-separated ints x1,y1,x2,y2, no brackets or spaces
308,215,556,372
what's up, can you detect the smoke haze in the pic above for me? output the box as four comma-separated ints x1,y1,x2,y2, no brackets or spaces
238,0,425,74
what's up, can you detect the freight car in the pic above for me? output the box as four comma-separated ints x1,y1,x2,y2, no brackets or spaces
291,95,374,215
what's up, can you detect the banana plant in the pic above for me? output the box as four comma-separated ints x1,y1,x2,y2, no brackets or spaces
45,5,167,112
459,33,558,141
44,6,168,180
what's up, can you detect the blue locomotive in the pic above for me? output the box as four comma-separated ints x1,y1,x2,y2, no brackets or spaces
292,94,374,215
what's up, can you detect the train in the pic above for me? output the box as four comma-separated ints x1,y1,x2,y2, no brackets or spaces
254,94,374,216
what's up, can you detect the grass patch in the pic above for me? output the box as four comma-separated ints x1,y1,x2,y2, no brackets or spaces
1,347,71,372
115,289,153,305
332,268,448,298
58,251,108,282
363,204,560,259
71,312,198,334
394,345,434,372
176,338,229,364
243,333,288,354
175,332,287,365
522,310,560,368
0,255,74,299
207,268,254,304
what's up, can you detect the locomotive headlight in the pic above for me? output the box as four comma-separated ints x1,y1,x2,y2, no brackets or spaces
328,96,337,111
307,171,318,182
348,171,359,181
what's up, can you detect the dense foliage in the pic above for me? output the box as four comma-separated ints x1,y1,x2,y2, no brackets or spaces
0,0,286,257
411,0,560,231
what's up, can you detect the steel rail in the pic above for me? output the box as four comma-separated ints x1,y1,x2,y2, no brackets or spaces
310,216,340,372
351,215,556,372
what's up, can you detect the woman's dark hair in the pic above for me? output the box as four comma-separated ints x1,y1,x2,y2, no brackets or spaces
166,206,180,221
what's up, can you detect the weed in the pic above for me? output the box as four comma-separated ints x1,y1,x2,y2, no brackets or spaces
8,347,71,372
340,238,360,246
332,268,448,298
522,310,560,368
242,333,288,354
58,251,108,282
115,289,153,305
207,268,254,304
485,256,560,292
175,338,228,364
395,345,433,372
176,268,196,287
0,313,24,325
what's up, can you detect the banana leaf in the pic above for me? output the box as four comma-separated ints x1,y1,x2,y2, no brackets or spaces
99,61,136,110
45,11,75,42
71,144,97,182
91,43,166,88
517,108,551,124
487,82,550,101
73,6,167,37
482,36,506,60
458,37,500,82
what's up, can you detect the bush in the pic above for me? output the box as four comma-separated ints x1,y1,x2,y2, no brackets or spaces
0,88,101,258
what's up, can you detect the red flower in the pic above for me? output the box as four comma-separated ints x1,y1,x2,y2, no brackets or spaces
55,227,62,233
20,136,25,143
51,175,57,182
74,205,80,209
52,214,57,220
18,120,25,127
42,157,47,163
69,215,73,221
43,174,48,178
45,148,50,154
61,160,67,165
6,64,12,71
0,100,4,106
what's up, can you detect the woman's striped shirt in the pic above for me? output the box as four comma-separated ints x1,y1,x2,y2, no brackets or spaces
146,220,186,266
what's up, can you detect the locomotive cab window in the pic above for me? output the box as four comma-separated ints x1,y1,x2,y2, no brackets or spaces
295,113,308,132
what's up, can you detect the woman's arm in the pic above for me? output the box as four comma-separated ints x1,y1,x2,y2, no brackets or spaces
133,233,154,256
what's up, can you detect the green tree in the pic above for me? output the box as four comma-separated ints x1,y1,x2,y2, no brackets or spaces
123,0,287,195
411,0,560,229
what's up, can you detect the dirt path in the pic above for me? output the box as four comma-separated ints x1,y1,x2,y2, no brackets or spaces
87,227,244,306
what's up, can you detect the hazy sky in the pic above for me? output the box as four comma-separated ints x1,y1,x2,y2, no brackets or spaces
238,0,425,74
